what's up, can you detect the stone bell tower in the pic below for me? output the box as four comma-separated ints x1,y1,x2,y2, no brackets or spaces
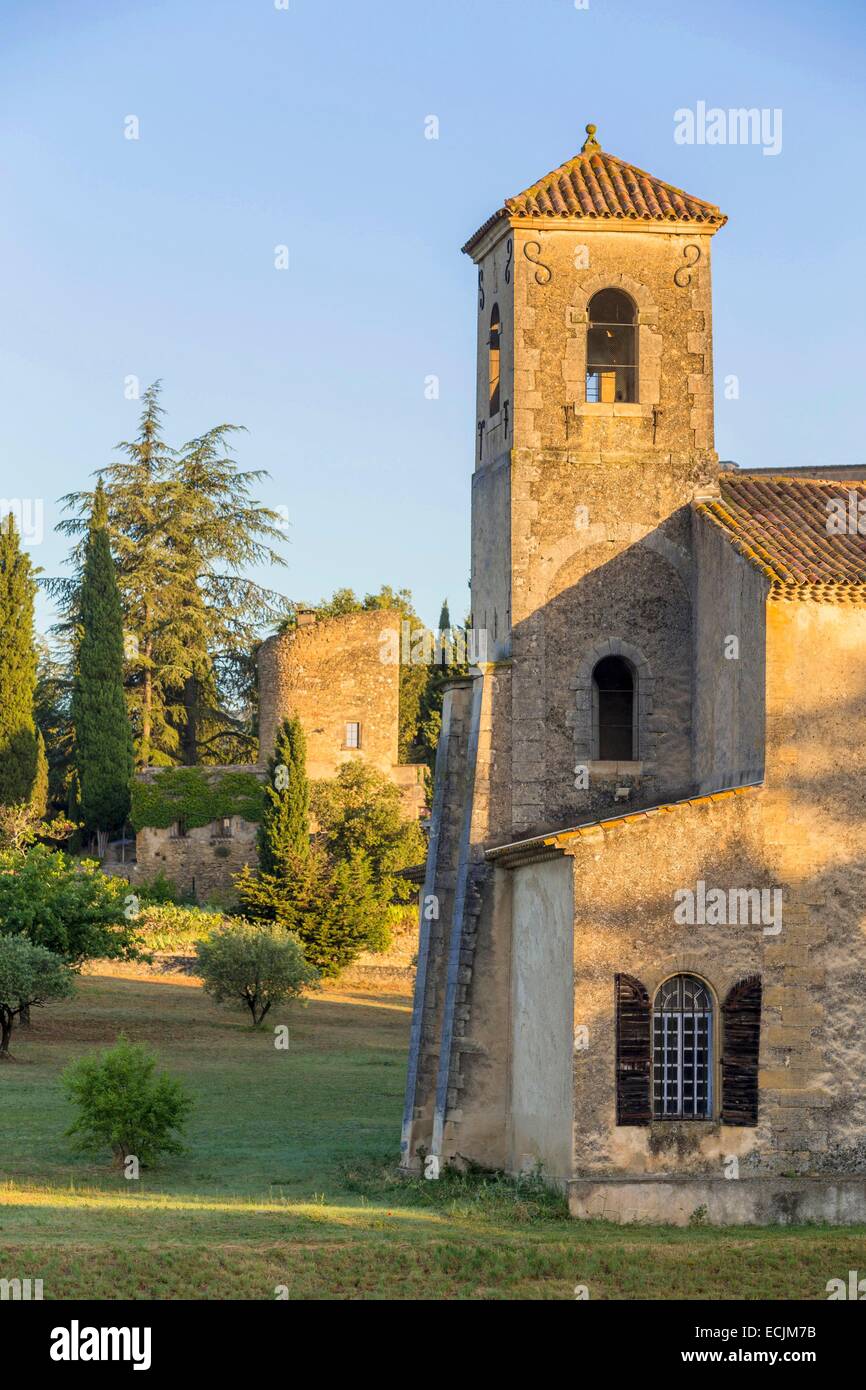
465,124,728,837
401,129,728,1173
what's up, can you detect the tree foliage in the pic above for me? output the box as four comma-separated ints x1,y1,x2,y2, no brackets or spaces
0,514,44,809
0,802,77,854
236,759,424,976
311,762,424,905
0,934,74,1056
72,481,133,840
0,845,141,964
259,717,309,877
295,848,391,974
51,382,290,768
35,639,75,820
195,920,318,1024
62,1034,192,1166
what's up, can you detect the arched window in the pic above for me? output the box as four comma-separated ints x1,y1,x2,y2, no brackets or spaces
586,289,637,403
653,975,713,1119
488,304,501,416
592,655,635,760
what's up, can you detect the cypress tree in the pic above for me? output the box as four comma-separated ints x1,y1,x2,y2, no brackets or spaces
72,481,133,852
259,716,310,877
0,514,42,807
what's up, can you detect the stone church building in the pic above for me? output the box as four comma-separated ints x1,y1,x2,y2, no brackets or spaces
402,126,866,1223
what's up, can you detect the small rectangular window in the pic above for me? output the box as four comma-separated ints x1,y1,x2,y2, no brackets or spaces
170,820,187,839
213,817,232,839
344,722,361,749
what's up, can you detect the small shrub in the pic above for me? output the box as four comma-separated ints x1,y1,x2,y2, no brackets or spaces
195,920,319,1025
201,887,238,913
132,903,226,953
136,870,189,905
62,1034,193,1168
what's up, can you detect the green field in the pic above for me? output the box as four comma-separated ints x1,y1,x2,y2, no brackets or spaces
1,967,864,1300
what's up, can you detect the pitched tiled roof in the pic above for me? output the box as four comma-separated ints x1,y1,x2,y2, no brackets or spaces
486,784,761,867
462,127,726,254
699,475,866,600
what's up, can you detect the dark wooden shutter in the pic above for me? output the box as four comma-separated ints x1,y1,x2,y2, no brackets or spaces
721,975,762,1126
615,973,651,1125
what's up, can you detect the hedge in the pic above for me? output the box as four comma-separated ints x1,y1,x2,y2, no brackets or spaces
130,768,265,832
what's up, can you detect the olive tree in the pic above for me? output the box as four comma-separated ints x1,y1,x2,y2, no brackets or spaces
0,935,74,1057
195,921,318,1025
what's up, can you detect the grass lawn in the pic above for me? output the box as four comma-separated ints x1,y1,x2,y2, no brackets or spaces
1,965,864,1300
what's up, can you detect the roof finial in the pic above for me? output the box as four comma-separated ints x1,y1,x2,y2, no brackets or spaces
581,122,601,155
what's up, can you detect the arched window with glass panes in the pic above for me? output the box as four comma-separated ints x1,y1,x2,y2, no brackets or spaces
615,972,762,1127
586,288,637,404
653,975,713,1120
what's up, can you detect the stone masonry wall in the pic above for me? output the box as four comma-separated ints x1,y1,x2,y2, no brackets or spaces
257,610,401,779
565,788,773,1177
134,814,260,903
760,598,866,1175
693,507,768,792
467,219,723,842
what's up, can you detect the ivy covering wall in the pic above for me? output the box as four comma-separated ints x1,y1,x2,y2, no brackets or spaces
130,768,265,832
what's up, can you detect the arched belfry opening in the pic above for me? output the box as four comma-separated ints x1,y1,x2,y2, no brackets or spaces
586,288,637,404
593,655,636,760
488,303,501,416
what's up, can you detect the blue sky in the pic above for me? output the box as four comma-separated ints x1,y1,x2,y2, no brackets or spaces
1,0,864,636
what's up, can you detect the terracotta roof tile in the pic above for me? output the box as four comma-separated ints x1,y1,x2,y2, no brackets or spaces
462,132,726,254
485,783,762,866
698,475,866,600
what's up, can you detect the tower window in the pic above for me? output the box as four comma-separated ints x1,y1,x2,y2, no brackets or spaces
344,721,361,749
653,975,713,1120
586,289,637,403
593,655,635,760
488,304,501,416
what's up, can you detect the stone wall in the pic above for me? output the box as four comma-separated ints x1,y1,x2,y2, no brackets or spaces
402,678,477,1161
134,812,260,903
257,608,425,820
759,598,866,1176
563,788,771,1177
568,1176,866,1226
510,856,574,1178
468,219,723,842
257,610,400,778
509,226,716,462
133,610,426,901
693,508,768,792
490,582,866,1187
472,228,516,486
